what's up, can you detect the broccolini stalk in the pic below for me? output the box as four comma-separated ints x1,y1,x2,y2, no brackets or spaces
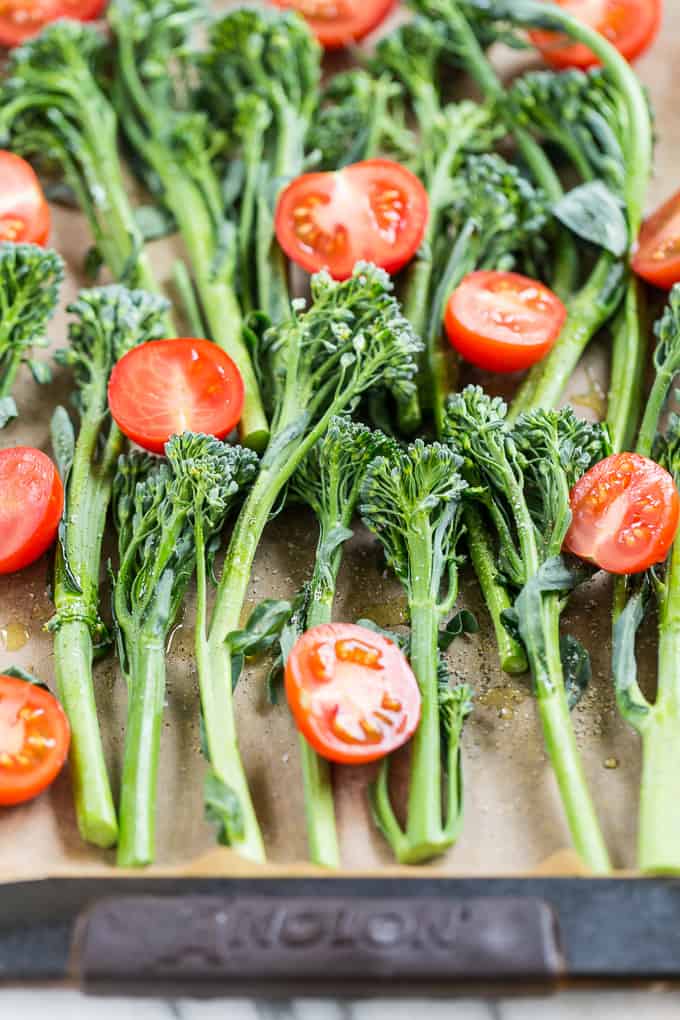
287,417,395,867
445,387,611,872
0,242,63,428
373,19,505,430
613,419,680,873
411,0,577,297
461,0,653,434
112,433,256,867
203,263,422,862
504,65,648,441
201,7,321,323
611,288,680,872
108,0,269,450
360,440,473,864
0,23,172,331
48,285,169,848
635,288,680,459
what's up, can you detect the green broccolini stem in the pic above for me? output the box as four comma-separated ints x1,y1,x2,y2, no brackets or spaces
607,279,648,453
53,621,117,848
193,513,265,863
531,595,610,874
403,558,446,862
464,504,527,675
299,584,340,869
636,515,680,873
172,260,207,337
117,638,167,868
52,406,123,848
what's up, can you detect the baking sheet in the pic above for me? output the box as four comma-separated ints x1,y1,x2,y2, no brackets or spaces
0,3,678,879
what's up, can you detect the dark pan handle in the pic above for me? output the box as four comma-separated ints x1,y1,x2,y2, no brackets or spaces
74,894,563,997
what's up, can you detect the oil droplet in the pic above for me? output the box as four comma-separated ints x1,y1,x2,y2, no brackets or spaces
571,367,607,419
359,600,409,628
479,685,525,718
604,756,619,770
0,622,31,652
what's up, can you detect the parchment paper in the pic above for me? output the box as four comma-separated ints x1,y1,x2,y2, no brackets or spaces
0,4,678,879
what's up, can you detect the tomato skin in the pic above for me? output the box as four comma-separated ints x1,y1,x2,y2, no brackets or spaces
0,447,64,575
270,0,394,48
530,0,662,70
108,337,245,455
444,270,567,373
0,674,70,806
632,190,680,290
285,623,421,765
275,159,429,281
565,453,680,575
0,0,107,47
0,151,50,246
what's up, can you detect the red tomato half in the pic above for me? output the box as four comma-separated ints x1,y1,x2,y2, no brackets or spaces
275,159,429,281
530,0,661,70
271,0,393,48
632,190,680,290
444,270,567,373
0,0,107,48
0,674,70,806
285,623,421,765
108,338,245,455
0,151,50,246
564,452,680,574
0,447,63,575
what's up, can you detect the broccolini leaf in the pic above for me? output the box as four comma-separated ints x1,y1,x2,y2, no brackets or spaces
554,181,628,256
205,769,245,846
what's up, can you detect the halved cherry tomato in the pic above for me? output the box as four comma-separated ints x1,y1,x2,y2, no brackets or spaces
564,452,680,574
0,674,70,806
444,270,567,373
271,0,393,49
285,622,421,765
0,447,64,575
275,159,429,281
108,338,245,455
0,151,50,246
530,0,661,70
632,190,680,290
0,0,107,48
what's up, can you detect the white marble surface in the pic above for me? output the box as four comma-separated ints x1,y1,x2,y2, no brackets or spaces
1,992,679,1017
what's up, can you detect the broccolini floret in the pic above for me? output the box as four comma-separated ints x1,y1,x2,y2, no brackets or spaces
0,242,63,427
200,263,422,861
48,284,170,849
282,417,396,867
444,385,611,872
113,433,258,867
360,439,473,864
108,0,269,450
0,22,171,329
201,7,321,323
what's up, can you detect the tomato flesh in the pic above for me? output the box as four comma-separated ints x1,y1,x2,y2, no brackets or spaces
565,452,680,574
271,0,394,48
0,151,50,246
632,190,680,290
275,159,429,280
0,0,107,47
0,447,64,575
285,623,421,764
444,270,567,373
0,674,70,806
530,0,661,70
108,338,245,455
